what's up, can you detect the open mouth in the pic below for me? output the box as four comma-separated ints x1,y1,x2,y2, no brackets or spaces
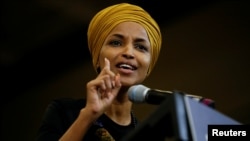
116,63,137,70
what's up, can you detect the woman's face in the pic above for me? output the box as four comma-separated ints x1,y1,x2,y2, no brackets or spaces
99,22,151,86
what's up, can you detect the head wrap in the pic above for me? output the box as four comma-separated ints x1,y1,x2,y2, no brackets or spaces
87,3,162,75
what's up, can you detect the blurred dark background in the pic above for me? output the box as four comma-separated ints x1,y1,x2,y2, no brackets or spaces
1,0,250,140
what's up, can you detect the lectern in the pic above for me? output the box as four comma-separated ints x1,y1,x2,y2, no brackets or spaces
121,91,241,141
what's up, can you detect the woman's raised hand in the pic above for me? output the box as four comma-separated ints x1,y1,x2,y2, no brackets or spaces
85,58,121,117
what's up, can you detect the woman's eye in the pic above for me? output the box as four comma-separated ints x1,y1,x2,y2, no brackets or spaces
109,40,121,47
135,44,148,52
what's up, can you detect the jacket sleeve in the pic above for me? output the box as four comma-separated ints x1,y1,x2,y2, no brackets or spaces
36,98,85,141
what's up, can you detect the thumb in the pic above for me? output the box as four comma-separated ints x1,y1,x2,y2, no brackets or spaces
113,73,122,93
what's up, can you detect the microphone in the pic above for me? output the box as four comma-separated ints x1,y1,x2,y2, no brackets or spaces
128,84,215,107
128,84,173,105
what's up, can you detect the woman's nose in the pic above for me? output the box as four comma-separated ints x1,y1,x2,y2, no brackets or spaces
122,45,135,59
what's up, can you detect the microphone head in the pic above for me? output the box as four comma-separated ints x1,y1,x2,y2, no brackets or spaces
128,84,149,103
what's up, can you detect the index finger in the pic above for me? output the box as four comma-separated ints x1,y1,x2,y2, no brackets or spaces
104,57,110,71
103,57,115,79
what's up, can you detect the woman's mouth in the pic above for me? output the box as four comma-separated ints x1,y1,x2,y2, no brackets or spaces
116,63,137,74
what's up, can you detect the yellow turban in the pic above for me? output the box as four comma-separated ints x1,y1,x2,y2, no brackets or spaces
87,3,162,75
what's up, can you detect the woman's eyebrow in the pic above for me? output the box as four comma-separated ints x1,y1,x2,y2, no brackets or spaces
111,33,147,42
110,34,124,39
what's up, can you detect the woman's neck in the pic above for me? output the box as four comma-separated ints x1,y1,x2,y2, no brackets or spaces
105,88,133,126
105,102,132,126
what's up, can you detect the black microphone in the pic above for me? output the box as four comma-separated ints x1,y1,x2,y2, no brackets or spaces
128,84,173,105
128,84,215,107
